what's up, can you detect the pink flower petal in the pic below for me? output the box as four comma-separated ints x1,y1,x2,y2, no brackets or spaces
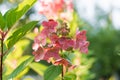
80,41,89,53
32,43,39,51
32,47,45,62
76,30,87,41
42,19,58,29
43,46,61,62
54,58,70,67
75,30,89,53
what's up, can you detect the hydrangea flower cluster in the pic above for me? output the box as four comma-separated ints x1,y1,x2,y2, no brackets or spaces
38,0,73,20
32,19,89,68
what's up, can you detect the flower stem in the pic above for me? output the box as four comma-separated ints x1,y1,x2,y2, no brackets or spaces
0,33,3,80
61,65,64,80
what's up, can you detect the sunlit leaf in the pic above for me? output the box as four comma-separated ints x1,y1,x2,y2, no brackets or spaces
64,73,76,80
4,0,37,29
44,65,62,80
16,57,32,77
6,21,38,49
69,12,78,37
3,47,14,61
16,67,29,79
29,62,47,76
0,12,5,30
7,57,34,79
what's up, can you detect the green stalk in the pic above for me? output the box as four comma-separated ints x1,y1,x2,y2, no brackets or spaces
0,33,3,80
61,65,64,80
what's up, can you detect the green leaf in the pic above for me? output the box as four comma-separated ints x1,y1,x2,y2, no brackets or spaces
3,47,14,61
69,12,78,37
4,0,37,29
44,65,62,80
29,62,47,76
7,57,33,79
0,12,5,30
6,21,38,49
64,73,76,80
62,52,75,63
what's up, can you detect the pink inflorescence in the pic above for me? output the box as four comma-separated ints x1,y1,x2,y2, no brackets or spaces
32,19,89,67
38,0,73,20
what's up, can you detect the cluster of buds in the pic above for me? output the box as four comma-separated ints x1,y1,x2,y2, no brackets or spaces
32,19,89,71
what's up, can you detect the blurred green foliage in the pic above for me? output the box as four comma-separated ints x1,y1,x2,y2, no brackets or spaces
88,26,120,80
83,7,120,80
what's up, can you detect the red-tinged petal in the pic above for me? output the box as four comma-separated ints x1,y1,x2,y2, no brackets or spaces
54,58,70,67
74,30,89,53
41,20,58,36
75,40,89,53
58,37,74,50
49,33,59,43
74,40,84,49
49,19,58,27
76,30,87,41
77,30,86,36
43,47,61,62
74,40,79,49
80,41,89,53
58,37,66,45
62,39,75,50
32,47,45,62
40,28,48,37
42,19,58,29
42,21,49,27
34,31,47,46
